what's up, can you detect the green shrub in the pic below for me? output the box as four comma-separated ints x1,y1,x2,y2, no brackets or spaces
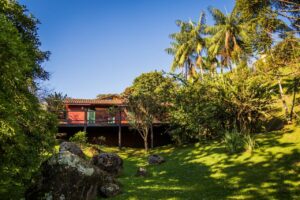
169,127,193,146
224,130,257,153
223,130,244,153
69,131,87,144
243,134,257,153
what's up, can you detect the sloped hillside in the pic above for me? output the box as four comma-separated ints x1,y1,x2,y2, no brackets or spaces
90,125,300,200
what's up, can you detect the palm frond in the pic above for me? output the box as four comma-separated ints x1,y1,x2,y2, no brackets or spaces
208,7,226,25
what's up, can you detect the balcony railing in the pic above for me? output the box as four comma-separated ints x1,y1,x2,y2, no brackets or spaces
58,110,127,126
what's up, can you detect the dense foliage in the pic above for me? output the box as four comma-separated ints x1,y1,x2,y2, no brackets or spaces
69,131,88,145
124,0,299,146
44,92,67,118
124,72,174,151
163,0,299,144
0,0,56,198
0,0,299,197
167,68,274,144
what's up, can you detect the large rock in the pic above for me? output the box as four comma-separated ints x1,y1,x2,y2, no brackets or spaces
59,141,85,158
92,153,123,177
100,183,121,198
26,151,120,200
148,154,165,165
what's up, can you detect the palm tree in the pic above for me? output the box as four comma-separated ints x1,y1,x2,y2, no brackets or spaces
166,12,206,79
206,7,252,73
201,55,219,76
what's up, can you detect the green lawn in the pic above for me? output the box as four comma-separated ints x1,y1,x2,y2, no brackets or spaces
87,125,300,200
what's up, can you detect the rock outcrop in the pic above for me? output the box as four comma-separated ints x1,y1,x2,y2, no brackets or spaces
26,147,120,199
91,153,123,177
100,183,121,197
59,141,85,158
148,154,165,165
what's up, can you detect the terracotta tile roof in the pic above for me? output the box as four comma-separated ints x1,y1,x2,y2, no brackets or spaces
64,98,124,105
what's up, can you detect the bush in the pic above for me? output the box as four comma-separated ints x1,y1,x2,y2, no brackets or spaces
224,130,257,153
168,77,225,142
223,130,244,153
169,127,194,146
243,134,257,153
69,131,87,144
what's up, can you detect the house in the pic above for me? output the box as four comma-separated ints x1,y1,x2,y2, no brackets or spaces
58,96,171,148
61,96,126,126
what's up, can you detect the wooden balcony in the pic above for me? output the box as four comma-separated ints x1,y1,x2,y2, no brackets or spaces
58,110,128,127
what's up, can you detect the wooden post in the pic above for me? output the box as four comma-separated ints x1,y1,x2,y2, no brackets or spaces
65,110,69,124
150,124,154,149
118,107,122,149
84,109,87,132
65,104,69,124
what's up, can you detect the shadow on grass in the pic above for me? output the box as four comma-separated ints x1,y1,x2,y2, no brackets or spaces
109,130,300,199
256,130,295,150
219,149,300,199
114,149,235,200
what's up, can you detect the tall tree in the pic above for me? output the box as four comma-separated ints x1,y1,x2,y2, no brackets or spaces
235,0,292,55
205,7,252,72
200,55,219,76
285,77,300,121
0,0,56,198
236,0,299,34
124,72,173,151
255,34,300,122
166,12,206,79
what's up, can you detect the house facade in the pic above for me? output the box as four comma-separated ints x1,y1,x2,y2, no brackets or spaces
58,96,171,148
61,97,127,126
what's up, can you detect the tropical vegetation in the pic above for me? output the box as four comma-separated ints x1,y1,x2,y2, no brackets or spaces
0,0,57,198
0,0,299,199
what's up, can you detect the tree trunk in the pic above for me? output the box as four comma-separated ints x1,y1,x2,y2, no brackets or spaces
143,128,149,152
144,138,148,152
290,78,298,121
185,63,188,80
278,78,290,122
84,109,87,132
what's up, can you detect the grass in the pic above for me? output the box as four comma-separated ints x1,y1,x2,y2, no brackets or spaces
83,125,300,200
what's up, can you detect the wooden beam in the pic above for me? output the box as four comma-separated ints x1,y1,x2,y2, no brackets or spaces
118,108,122,149
84,109,87,132
150,124,154,149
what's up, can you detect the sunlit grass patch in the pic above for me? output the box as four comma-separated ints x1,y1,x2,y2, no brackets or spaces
96,126,300,200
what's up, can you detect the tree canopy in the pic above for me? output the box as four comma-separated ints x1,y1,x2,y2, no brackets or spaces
124,71,175,151
0,0,56,198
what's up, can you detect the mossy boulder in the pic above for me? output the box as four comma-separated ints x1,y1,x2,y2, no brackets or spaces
26,151,120,199
59,141,85,158
91,153,123,177
148,154,165,165
100,183,121,198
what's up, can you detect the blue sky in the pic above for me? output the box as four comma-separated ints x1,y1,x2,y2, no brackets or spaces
20,0,234,98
